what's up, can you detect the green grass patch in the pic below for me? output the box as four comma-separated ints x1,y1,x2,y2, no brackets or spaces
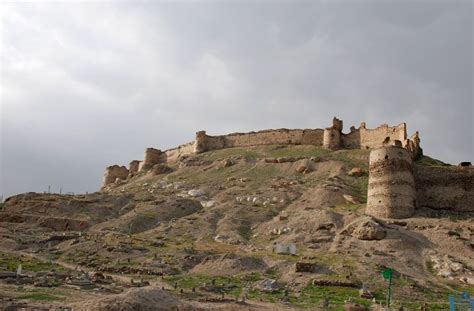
415,155,451,167
261,145,330,159
0,253,62,272
163,273,253,297
294,284,372,308
349,177,369,203
196,148,263,162
237,222,253,241
240,165,284,187
18,289,65,302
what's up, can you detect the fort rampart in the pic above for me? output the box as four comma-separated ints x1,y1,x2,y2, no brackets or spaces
414,166,473,212
101,117,422,188
100,117,472,217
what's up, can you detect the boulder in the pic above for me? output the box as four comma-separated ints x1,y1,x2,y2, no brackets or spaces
348,167,363,177
341,217,386,241
188,189,205,197
296,165,307,173
353,220,386,240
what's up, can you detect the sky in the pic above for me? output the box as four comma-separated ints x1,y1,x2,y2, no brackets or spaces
1,0,472,199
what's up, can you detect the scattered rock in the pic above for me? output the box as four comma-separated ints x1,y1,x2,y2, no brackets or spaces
222,159,234,168
343,194,360,204
188,189,205,197
347,167,363,177
201,200,215,208
430,254,467,278
296,165,307,173
255,279,279,292
296,164,312,174
354,220,386,240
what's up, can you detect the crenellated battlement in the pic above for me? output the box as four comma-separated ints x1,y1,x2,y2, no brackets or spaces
101,117,422,188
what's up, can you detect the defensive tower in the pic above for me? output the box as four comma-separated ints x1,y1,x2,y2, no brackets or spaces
366,145,416,219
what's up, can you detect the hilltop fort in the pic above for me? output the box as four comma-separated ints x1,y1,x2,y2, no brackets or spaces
102,118,472,218
2,117,473,309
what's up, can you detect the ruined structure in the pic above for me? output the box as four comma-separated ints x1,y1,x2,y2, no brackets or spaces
128,160,141,175
192,117,421,156
102,165,129,188
139,148,164,171
366,146,416,219
414,165,474,212
101,118,422,189
99,117,473,217
365,145,473,218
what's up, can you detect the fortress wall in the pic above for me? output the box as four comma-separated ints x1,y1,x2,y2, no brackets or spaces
414,166,474,212
164,142,195,163
129,160,141,174
366,146,416,219
139,148,165,171
343,123,407,150
224,129,305,147
102,165,129,188
301,129,325,145
194,129,325,153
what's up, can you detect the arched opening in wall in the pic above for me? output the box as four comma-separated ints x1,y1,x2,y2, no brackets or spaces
385,155,389,160
383,137,390,144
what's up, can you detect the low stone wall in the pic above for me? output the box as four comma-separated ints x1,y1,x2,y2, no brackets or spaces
414,166,474,212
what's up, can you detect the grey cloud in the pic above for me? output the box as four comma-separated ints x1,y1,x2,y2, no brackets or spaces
1,0,472,199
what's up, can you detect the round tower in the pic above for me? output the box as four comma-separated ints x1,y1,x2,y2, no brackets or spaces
323,128,341,150
366,146,416,219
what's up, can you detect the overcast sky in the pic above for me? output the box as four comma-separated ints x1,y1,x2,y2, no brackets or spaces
1,1,472,199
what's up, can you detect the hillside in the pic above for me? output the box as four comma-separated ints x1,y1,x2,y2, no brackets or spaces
0,145,472,310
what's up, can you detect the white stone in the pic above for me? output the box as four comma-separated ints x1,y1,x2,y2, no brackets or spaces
188,189,205,197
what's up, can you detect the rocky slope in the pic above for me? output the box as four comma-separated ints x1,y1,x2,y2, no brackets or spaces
0,145,472,310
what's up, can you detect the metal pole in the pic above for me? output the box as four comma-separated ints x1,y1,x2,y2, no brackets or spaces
448,295,455,311
387,273,392,307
